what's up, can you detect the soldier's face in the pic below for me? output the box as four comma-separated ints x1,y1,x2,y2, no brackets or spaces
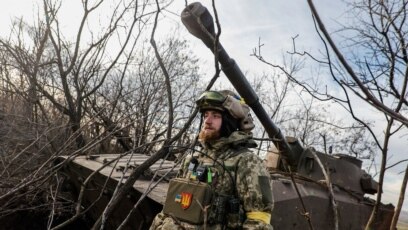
199,110,222,141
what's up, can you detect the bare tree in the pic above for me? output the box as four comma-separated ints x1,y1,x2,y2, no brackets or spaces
307,1,407,228
0,0,155,148
85,36,201,155
0,0,205,228
253,0,407,228
248,62,376,161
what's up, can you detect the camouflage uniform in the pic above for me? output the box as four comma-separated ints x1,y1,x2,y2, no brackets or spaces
150,131,273,230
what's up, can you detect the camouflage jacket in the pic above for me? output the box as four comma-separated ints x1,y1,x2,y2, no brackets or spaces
150,131,273,230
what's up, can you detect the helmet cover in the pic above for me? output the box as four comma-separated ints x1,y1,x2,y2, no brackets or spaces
196,90,255,133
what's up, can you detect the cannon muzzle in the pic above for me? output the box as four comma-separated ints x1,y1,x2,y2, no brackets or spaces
181,2,215,49
181,2,300,167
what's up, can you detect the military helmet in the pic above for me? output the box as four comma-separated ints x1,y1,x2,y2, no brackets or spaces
196,90,255,133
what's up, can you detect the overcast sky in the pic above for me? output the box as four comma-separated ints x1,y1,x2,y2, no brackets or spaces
1,0,406,211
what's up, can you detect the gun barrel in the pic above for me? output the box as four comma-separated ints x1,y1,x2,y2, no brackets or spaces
181,2,299,166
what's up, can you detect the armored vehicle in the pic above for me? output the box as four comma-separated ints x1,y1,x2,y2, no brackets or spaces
56,2,395,229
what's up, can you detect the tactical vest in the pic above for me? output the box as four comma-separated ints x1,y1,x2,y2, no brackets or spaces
163,147,248,228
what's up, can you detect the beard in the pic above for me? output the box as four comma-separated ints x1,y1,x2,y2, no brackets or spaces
198,127,220,142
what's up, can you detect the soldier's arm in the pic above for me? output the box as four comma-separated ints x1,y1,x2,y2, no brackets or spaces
237,153,273,230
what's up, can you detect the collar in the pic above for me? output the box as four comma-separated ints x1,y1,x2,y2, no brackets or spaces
200,131,257,151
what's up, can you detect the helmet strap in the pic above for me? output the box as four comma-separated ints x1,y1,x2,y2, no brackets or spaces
220,112,239,138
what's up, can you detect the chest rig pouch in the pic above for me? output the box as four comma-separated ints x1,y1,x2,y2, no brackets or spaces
163,178,213,224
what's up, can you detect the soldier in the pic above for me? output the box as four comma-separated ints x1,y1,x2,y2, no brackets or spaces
150,90,273,230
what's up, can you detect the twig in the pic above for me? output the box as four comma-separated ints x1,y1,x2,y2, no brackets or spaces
309,151,339,230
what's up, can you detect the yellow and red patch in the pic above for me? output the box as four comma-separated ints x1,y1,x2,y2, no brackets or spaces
175,192,192,209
